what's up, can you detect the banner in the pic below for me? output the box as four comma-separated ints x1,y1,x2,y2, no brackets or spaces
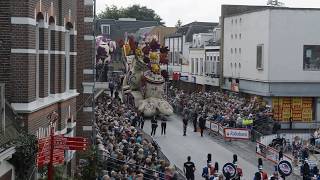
302,98,313,121
291,98,302,121
211,122,219,133
272,97,313,122
282,98,291,121
224,128,250,140
272,98,283,120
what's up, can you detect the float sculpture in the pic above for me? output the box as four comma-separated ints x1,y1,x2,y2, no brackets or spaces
122,36,173,117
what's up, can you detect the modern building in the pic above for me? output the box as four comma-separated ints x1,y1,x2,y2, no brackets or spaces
0,0,95,177
96,18,159,41
222,6,320,129
135,26,177,46
164,22,218,79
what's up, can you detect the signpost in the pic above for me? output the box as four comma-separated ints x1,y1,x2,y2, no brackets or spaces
36,111,89,180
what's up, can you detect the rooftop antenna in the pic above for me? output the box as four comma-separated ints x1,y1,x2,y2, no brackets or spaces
267,0,285,6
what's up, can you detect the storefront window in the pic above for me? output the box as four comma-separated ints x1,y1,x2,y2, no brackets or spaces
303,45,320,71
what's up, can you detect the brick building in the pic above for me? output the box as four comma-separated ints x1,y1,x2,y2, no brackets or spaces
0,0,94,178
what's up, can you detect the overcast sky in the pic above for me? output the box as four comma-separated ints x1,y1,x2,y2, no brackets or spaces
96,0,320,26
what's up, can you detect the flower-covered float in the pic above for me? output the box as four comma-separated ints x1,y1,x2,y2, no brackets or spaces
122,36,173,117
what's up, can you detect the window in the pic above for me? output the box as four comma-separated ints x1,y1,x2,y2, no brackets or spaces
101,24,110,34
257,44,264,69
235,19,237,24
239,33,242,39
231,34,233,39
235,63,237,68
195,58,199,74
231,48,233,54
191,58,194,74
230,63,233,68
235,34,237,39
239,63,241,69
303,45,320,71
210,56,213,60
240,18,242,24
239,48,241,54
217,56,220,61
206,56,209,60
200,58,204,75
214,56,216,61
231,19,233,24
235,48,237,54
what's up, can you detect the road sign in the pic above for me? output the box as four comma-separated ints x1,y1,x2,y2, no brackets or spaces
65,137,88,142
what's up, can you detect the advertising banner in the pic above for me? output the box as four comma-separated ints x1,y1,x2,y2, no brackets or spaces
224,128,250,140
211,122,219,133
302,98,313,121
272,97,313,122
272,98,283,120
282,98,291,121
291,98,302,121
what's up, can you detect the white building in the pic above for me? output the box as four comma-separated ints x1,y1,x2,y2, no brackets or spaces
222,7,320,128
164,22,218,78
187,30,221,88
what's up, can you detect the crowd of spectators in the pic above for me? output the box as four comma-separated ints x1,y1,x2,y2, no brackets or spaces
95,92,180,180
167,88,272,132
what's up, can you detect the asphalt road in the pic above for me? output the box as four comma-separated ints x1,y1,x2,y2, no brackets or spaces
143,114,262,180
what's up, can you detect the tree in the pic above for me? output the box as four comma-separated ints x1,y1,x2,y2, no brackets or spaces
98,4,164,25
175,19,182,28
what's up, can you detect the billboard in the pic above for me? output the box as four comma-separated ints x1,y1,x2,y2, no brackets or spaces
224,128,250,140
272,97,313,122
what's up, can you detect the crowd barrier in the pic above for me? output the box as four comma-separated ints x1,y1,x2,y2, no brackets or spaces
256,141,294,165
259,133,311,147
206,120,251,140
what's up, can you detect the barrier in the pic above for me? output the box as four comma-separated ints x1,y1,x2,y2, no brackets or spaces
224,128,250,140
259,133,311,147
256,141,293,165
206,120,251,140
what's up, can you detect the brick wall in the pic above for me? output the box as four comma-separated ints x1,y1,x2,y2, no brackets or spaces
0,0,11,100
76,0,94,138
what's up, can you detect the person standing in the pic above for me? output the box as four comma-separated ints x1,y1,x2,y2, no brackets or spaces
109,81,115,98
151,115,158,136
184,156,196,180
161,115,167,135
193,111,198,132
183,115,188,136
140,112,145,130
199,113,206,137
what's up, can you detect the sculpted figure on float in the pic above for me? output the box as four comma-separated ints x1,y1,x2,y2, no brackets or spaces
122,36,173,117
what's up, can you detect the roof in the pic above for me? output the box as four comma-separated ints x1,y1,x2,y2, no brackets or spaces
224,6,320,18
96,18,160,40
166,21,218,42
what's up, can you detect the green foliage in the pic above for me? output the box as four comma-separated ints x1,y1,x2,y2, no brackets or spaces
98,4,164,25
8,133,37,179
74,146,97,180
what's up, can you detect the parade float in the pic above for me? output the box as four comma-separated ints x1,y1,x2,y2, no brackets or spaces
121,36,173,117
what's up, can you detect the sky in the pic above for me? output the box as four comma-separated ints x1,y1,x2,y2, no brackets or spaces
96,0,320,26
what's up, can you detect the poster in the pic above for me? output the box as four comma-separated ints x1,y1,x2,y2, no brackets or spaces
282,98,291,121
272,98,283,120
291,98,302,121
272,97,313,122
302,98,313,121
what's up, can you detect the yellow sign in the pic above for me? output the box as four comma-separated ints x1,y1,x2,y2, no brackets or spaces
272,97,313,122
